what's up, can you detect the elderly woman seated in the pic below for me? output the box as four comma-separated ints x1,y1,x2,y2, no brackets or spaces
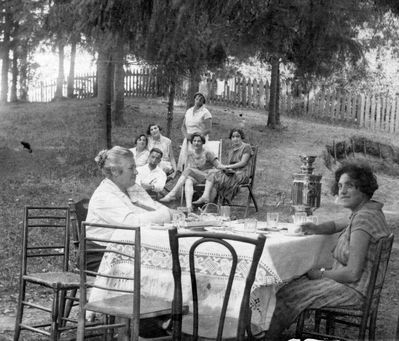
160,133,221,212
265,161,392,340
85,146,171,271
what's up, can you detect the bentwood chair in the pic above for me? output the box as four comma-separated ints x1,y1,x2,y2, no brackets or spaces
295,233,394,341
168,227,266,340
219,145,259,218
77,222,177,341
14,206,80,341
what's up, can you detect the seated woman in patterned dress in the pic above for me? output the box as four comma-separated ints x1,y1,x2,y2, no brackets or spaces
193,128,252,205
146,123,177,178
265,161,392,340
129,134,150,167
160,133,221,212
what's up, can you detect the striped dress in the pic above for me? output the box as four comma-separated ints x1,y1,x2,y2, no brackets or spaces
267,200,391,335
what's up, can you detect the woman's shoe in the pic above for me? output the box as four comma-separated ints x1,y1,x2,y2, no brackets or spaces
159,194,177,203
192,197,209,205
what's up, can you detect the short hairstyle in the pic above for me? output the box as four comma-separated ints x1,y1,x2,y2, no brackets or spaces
331,161,378,199
229,128,245,140
190,133,206,144
194,92,206,104
149,147,163,158
146,123,162,136
134,134,148,146
94,146,134,178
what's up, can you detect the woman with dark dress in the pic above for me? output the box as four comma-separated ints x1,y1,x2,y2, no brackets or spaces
264,161,391,339
193,128,252,205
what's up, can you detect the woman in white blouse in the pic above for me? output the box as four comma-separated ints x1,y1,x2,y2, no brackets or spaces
130,134,150,167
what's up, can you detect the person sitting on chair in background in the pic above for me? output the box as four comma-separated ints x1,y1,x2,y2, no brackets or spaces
160,133,221,213
130,134,150,167
147,123,177,178
86,146,171,271
193,128,252,205
136,148,167,197
264,161,391,340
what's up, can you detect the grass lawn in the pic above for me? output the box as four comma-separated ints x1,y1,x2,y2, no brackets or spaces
1,97,399,340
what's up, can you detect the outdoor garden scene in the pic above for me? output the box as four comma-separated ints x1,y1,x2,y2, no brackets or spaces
1,1,399,341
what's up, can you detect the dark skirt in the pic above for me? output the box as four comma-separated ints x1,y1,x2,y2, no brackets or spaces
209,170,248,203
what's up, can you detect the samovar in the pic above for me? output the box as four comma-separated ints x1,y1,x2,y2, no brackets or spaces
291,155,322,216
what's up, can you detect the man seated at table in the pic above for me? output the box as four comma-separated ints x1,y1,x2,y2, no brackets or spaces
85,146,171,271
136,147,167,198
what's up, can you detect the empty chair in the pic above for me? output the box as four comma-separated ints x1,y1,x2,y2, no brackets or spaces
14,206,80,341
77,222,178,341
168,227,266,340
295,233,394,341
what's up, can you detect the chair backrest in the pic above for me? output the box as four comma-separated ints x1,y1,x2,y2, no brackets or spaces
68,198,89,250
21,206,71,275
80,222,141,340
205,139,223,160
363,233,394,316
168,227,266,341
241,145,258,188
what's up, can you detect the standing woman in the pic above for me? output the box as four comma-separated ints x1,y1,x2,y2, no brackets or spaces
193,128,252,205
129,134,150,167
160,133,220,212
177,92,212,171
147,123,177,178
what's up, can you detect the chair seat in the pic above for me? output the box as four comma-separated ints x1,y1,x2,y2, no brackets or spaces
86,294,174,320
182,313,254,340
314,305,364,317
23,271,81,289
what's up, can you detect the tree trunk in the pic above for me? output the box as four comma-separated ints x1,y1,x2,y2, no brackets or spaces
186,68,201,109
54,40,65,99
113,36,125,126
97,47,113,149
166,76,176,138
267,55,280,128
19,42,28,101
67,39,77,98
0,11,12,103
10,46,18,102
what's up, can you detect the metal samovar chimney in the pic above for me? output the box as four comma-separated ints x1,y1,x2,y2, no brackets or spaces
291,155,322,216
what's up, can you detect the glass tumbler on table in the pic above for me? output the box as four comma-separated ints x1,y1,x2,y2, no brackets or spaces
266,212,279,228
244,218,257,232
172,212,186,229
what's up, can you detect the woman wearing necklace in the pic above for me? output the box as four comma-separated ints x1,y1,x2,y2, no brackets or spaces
129,134,150,167
146,123,177,178
193,128,252,205
177,92,212,171
160,133,220,213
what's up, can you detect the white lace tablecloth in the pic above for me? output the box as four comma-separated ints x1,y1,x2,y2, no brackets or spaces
89,227,337,331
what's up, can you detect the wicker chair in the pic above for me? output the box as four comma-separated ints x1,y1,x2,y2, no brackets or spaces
295,233,394,341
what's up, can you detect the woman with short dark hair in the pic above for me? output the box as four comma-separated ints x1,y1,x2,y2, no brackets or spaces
160,133,220,212
193,128,252,205
130,134,149,167
265,161,391,338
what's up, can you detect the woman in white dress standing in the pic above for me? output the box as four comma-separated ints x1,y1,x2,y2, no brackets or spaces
177,92,212,171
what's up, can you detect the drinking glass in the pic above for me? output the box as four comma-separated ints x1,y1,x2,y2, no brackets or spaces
292,212,307,226
244,218,257,232
266,212,279,228
305,215,318,225
220,206,231,221
172,212,186,229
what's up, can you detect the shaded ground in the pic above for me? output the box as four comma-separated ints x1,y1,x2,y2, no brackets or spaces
1,98,399,340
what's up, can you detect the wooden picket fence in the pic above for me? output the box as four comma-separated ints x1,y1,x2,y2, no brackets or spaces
27,69,399,134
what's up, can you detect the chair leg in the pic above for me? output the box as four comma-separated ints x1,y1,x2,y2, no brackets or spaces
50,287,60,341
62,288,78,326
295,311,306,339
314,310,321,332
368,311,377,341
14,280,26,341
249,188,258,212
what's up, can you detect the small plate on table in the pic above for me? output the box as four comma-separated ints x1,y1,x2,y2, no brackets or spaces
149,223,174,230
282,231,306,237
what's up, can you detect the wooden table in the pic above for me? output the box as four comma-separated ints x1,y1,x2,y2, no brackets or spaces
89,222,337,331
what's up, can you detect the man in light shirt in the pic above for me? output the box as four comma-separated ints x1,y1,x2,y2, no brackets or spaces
136,148,167,196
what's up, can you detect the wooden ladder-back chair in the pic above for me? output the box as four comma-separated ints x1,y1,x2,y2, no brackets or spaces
180,139,223,206
220,145,259,218
14,206,80,341
77,222,177,341
68,198,89,255
295,233,394,341
168,227,266,341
